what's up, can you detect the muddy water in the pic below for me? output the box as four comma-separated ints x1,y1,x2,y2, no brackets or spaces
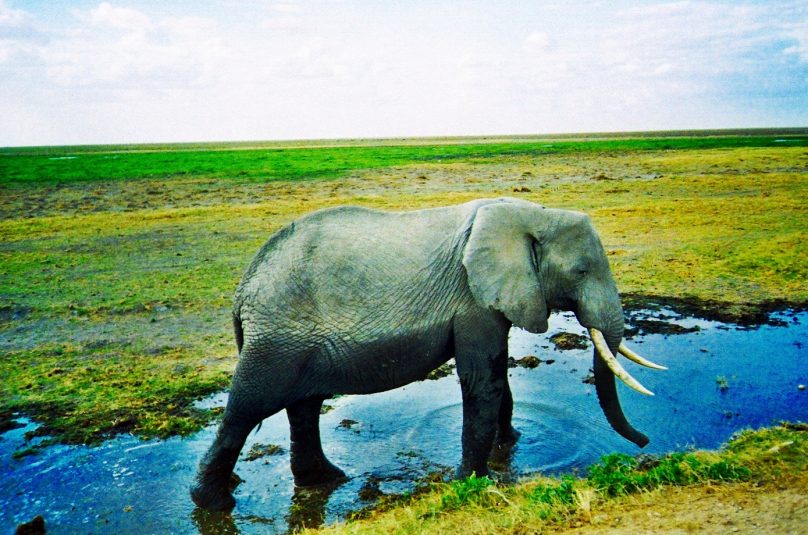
2,309,806,534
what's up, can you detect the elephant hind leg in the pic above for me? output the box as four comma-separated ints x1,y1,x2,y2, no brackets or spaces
192,352,291,510
287,396,347,487
191,413,261,511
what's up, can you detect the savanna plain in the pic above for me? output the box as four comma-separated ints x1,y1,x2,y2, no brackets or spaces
1,131,806,533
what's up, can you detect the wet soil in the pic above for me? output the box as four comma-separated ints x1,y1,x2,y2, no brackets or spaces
13,515,45,535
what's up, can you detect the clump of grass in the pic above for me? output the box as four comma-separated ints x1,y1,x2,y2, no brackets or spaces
529,475,578,519
438,473,495,511
587,451,750,497
724,423,808,477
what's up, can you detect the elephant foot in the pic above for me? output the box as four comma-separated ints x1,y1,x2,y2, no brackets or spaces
490,428,519,471
293,460,348,488
190,482,236,511
494,425,521,447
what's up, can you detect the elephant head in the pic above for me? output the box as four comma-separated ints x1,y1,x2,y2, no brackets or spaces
462,199,665,448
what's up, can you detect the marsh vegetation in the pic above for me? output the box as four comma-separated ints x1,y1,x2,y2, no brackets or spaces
1,130,806,532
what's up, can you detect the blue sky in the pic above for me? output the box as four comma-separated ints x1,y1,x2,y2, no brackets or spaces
1,0,806,146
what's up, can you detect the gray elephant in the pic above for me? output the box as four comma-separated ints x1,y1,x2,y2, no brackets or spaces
191,197,664,511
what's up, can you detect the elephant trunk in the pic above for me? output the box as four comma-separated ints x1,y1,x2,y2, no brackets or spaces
593,342,650,448
578,291,652,448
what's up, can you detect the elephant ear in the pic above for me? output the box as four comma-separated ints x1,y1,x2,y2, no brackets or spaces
462,201,549,333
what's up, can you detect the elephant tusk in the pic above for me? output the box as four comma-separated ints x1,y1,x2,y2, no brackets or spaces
589,328,654,396
618,343,668,370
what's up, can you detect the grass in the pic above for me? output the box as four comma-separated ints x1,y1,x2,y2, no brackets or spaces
2,132,806,184
586,452,750,497
439,473,497,512
302,424,805,534
1,131,806,446
2,343,231,448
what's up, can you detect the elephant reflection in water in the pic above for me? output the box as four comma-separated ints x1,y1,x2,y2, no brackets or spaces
191,482,338,533
191,198,665,511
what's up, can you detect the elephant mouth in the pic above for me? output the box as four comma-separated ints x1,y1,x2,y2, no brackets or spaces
588,328,667,396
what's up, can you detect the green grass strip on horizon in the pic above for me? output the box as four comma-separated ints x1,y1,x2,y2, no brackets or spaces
2,135,806,184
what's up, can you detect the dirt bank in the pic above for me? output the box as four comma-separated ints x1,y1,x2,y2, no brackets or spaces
554,474,807,535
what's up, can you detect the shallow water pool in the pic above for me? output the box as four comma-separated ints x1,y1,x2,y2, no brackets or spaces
2,309,806,533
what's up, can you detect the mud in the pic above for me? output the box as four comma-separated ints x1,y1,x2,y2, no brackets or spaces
621,294,807,327
509,355,544,369
14,515,45,535
549,332,590,350
425,362,455,380
244,444,285,462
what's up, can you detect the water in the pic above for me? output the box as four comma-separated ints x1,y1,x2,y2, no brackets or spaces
2,309,806,534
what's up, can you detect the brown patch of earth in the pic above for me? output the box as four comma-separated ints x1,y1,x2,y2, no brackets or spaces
508,355,554,369
243,443,285,462
549,332,590,350
552,474,808,535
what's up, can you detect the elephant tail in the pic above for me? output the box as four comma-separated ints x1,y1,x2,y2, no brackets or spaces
233,312,244,356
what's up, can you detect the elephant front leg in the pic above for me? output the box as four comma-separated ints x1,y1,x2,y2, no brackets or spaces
494,380,521,446
287,396,347,487
456,350,508,479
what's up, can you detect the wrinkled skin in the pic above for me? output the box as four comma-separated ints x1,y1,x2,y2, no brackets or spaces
191,198,648,511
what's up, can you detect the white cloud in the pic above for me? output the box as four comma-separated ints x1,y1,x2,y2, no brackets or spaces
523,31,550,51
508,0,808,118
269,1,302,14
261,16,305,31
1,1,806,145
783,19,808,63
41,5,229,89
0,0,34,63
0,1,24,26
84,2,153,32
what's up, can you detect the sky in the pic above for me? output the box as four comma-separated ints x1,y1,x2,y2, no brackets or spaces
0,0,806,146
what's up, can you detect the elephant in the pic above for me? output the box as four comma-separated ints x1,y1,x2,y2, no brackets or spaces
190,197,665,511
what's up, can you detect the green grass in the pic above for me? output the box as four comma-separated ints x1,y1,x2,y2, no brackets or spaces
528,475,579,519
2,343,231,448
439,473,496,511
587,452,750,497
305,425,805,534
2,133,806,184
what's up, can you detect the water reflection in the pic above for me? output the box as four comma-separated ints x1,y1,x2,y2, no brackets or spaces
286,480,346,531
192,508,239,535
